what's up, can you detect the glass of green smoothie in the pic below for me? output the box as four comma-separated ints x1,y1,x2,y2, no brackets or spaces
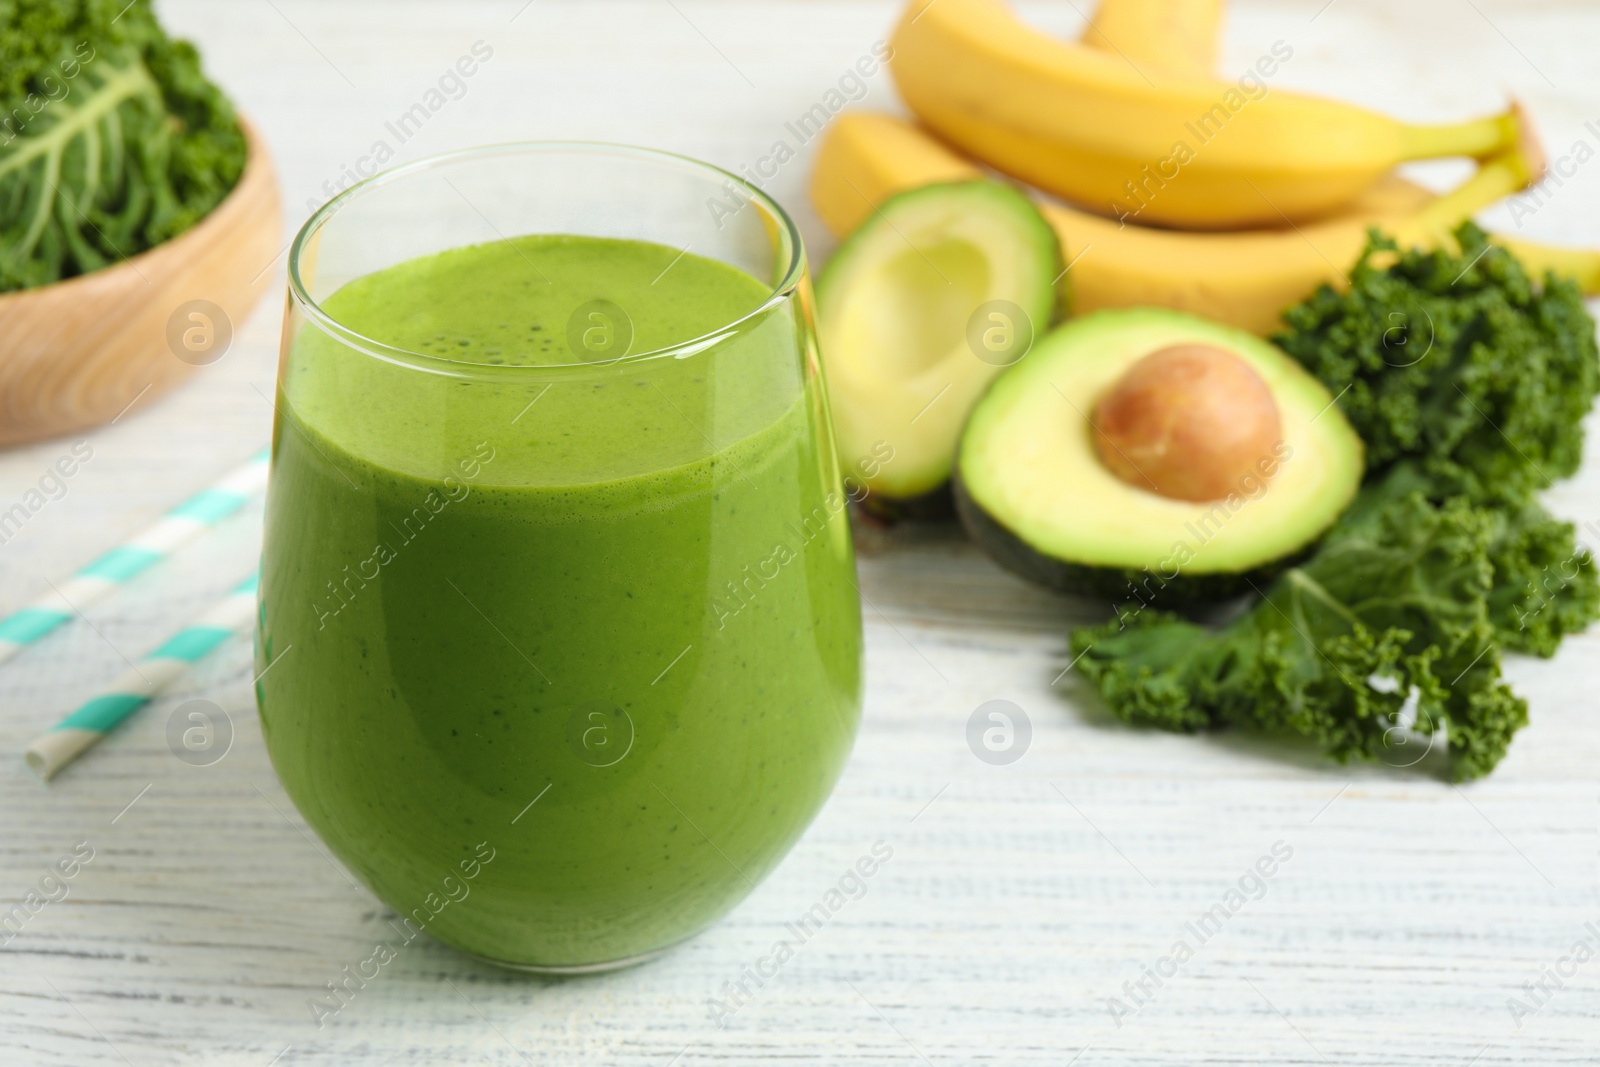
258,144,864,972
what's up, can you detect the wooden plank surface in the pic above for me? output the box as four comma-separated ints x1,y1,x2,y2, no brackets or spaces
3,1,1600,1063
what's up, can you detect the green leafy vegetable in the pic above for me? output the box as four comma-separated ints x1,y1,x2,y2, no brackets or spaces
1330,460,1600,656
1074,482,1526,781
1068,225,1600,780
1276,224,1599,504
1483,498,1599,656
0,0,246,292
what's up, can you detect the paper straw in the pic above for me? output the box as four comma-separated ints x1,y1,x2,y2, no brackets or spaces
24,572,259,781
0,448,268,665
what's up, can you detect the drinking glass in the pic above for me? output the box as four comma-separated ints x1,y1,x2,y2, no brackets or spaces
257,144,863,972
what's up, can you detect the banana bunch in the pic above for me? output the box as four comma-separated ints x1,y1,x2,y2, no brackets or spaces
1078,0,1600,294
810,111,1587,335
809,0,1600,334
889,0,1526,230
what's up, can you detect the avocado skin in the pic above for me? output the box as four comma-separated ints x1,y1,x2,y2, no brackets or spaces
860,483,957,523
951,469,1299,605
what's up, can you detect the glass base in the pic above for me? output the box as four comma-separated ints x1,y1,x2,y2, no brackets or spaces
462,937,685,976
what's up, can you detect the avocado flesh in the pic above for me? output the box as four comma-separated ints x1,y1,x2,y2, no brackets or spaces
956,308,1364,600
816,181,1064,501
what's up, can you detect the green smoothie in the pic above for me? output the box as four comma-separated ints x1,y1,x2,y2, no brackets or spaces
258,234,862,968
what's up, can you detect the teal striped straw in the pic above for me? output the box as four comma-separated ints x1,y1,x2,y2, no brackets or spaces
24,572,260,780
0,449,268,665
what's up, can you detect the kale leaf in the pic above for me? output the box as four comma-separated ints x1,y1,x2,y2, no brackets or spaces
1275,224,1599,504
0,0,246,291
1331,460,1600,656
1072,484,1526,781
1068,225,1600,780
1483,497,1600,656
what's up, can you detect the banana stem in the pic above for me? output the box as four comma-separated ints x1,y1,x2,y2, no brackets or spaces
1400,148,1537,245
1398,106,1520,162
1389,145,1600,294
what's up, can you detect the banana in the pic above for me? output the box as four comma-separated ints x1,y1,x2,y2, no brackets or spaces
1493,235,1600,293
889,0,1525,230
812,112,1564,336
1082,0,1222,80
1076,0,1600,295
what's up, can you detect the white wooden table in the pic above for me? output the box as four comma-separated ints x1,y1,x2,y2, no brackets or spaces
4,1,1600,1063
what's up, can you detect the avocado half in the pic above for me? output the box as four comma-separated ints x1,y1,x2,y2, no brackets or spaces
816,180,1065,509
954,308,1364,602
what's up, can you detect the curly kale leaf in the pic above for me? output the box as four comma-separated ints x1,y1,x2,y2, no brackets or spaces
1071,488,1529,781
0,0,246,291
1333,461,1600,656
1274,223,1600,504
1483,499,1600,656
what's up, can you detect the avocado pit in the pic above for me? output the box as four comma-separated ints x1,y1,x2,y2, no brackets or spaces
1091,343,1282,503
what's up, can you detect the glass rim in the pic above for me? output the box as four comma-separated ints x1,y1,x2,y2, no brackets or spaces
286,140,807,376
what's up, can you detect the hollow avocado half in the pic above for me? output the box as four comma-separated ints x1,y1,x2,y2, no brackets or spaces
816,180,1066,508
954,308,1365,602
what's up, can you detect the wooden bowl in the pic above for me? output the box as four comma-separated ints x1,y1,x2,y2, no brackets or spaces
0,118,282,447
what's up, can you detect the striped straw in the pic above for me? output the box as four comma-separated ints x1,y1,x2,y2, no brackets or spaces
24,572,260,781
0,449,268,665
